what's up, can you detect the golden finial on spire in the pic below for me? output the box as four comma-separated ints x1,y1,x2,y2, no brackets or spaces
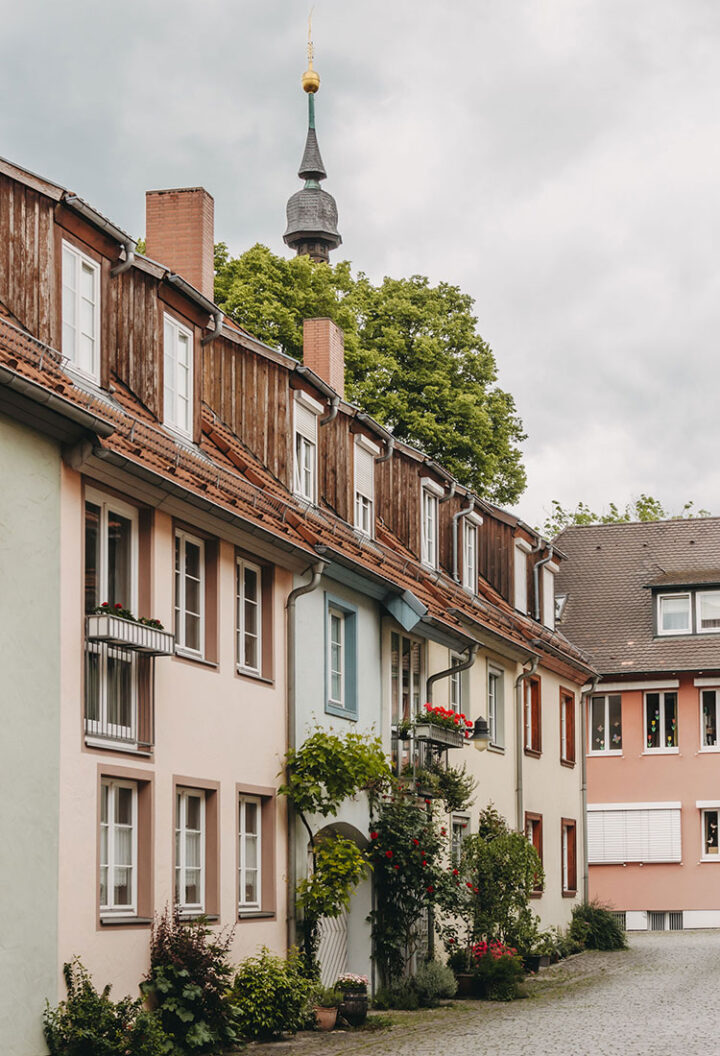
302,8,321,93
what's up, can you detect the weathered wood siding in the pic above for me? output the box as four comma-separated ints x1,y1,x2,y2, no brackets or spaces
478,516,513,602
0,175,56,346
376,453,422,558
320,414,352,521
105,269,162,419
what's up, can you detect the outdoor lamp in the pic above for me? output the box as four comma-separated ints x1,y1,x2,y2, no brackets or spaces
471,716,491,751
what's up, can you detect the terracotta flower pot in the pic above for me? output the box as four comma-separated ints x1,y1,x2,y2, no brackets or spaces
314,1005,338,1031
339,991,368,1026
454,972,475,997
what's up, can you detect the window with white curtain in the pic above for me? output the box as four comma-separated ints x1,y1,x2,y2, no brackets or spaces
488,666,504,747
175,789,205,912
238,796,261,909
697,591,720,633
463,520,478,592
164,314,193,437
62,241,100,380
100,779,137,915
514,541,530,613
354,437,377,536
174,531,204,656
236,558,262,674
421,481,441,568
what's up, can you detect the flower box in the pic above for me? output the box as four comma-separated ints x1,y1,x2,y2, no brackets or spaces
413,723,466,749
86,614,175,656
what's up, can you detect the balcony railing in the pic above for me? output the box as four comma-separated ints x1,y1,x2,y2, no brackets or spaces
84,640,154,752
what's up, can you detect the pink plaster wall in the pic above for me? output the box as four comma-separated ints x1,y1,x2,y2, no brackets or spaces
58,465,291,998
588,676,720,911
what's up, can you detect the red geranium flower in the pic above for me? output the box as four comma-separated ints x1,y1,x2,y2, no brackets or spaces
114,602,122,608
385,850,393,859
424,799,432,805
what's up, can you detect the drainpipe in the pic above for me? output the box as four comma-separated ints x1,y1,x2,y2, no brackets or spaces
580,676,599,903
426,644,478,703
201,309,224,346
375,436,395,463
533,543,554,622
285,561,326,952
515,655,539,832
452,498,475,583
439,480,456,504
110,240,135,277
319,394,340,425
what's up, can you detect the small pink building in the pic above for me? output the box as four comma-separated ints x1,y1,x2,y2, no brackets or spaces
557,519,720,930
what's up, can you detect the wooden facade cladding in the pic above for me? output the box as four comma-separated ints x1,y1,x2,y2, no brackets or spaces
375,451,422,559
320,412,353,522
0,174,57,346
106,269,162,420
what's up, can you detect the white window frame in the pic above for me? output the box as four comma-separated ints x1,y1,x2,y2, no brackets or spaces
293,390,322,503
420,478,443,568
587,694,623,756
451,815,469,864
85,490,139,743
657,593,691,636
700,688,720,751
514,539,531,613
700,807,720,861
175,789,206,914
236,557,262,675
174,530,205,658
644,690,679,753
488,665,504,747
449,652,463,713
696,590,720,634
238,795,262,910
462,514,482,593
100,778,138,916
163,313,194,438
328,606,345,707
542,562,559,630
62,240,101,381
354,435,378,537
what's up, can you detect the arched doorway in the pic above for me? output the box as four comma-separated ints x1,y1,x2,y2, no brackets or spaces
311,822,371,987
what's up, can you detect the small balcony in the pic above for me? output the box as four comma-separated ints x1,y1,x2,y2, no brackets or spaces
84,639,155,752
86,613,175,656
413,722,466,750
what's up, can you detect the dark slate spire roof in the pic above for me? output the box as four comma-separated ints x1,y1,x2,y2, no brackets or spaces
284,92,341,262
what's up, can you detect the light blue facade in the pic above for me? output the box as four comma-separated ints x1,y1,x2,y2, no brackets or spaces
0,413,61,1056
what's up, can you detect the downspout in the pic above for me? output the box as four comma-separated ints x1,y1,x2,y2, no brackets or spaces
319,394,340,425
110,240,135,277
580,676,599,903
439,480,456,504
375,436,395,463
452,498,475,583
514,655,539,832
285,561,326,952
426,644,478,703
533,543,554,622
201,309,224,345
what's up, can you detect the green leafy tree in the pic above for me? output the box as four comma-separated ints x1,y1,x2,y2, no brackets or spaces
279,726,392,970
214,243,526,504
541,495,711,539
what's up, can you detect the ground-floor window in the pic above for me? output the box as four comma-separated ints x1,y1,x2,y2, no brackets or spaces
561,819,577,895
702,809,720,859
100,779,137,915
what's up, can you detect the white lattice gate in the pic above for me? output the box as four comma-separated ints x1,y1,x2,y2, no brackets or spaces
317,908,348,986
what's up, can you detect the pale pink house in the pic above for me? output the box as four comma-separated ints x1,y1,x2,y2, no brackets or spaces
557,519,720,930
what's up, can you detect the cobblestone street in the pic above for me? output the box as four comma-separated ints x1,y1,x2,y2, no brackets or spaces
247,932,720,1056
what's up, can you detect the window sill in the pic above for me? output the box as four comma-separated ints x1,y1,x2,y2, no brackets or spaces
587,750,623,757
560,758,576,769
562,890,578,899
236,666,274,686
174,648,218,669
642,748,679,755
84,736,153,758
325,702,358,722
487,743,505,755
529,891,543,900
699,747,720,753
524,748,542,759
100,916,152,927
238,910,276,920
178,913,219,923
700,858,720,863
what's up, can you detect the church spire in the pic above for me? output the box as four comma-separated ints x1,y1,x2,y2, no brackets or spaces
283,18,342,263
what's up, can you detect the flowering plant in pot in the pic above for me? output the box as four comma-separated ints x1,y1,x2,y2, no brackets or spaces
312,986,342,1031
335,974,369,1026
418,703,474,739
92,602,165,630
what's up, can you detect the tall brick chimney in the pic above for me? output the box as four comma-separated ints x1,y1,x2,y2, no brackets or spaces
302,318,345,398
145,188,215,301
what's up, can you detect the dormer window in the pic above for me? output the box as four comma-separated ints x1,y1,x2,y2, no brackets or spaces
542,561,559,630
420,478,443,568
62,241,100,381
514,539,532,613
657,593,691,635
462,512,483,593
293,390,322,503
697,591,720,633
354,435,379,536
164,314,193,438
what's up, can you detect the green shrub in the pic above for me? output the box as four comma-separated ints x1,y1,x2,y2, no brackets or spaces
230,947,314,1039
570,901,627,951
141,908,237,1054
43,959,170,1056
471,942,525,1001
415,960,458,1005
373,978,420,1010
313,984,342,1008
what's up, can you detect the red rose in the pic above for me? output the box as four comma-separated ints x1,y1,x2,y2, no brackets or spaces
426,885,434,893
385,850,393,859
370,832,379,840
114,602,122,608
421,860,427,866
394,864,400,871
412,838,419,846
449,938,455,944
452,868,459,876
466,882,473,889
424,799,432,806
441,828,447,836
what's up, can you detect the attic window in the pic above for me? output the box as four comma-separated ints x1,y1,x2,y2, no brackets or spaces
657,594,691,636
555,593,568,621
62,241,100,381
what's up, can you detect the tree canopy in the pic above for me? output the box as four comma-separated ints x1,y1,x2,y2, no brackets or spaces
214,243,527,505
541,495,711,539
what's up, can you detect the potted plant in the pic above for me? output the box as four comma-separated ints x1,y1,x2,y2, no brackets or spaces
335,973,369,1026
447,946,474,997
313,986,342,1031
414,703,473,749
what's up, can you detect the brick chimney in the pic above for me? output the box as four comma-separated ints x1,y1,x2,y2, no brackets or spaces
302,318,345,398
145,187,215,301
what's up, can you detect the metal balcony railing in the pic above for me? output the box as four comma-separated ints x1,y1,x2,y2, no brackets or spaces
84,640,154,751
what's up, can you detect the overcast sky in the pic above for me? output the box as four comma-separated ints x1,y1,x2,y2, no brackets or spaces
2,0,719,528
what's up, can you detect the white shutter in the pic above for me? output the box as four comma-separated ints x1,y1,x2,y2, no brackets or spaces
354,442,374,500
294,400,318,443
588,806,682,864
